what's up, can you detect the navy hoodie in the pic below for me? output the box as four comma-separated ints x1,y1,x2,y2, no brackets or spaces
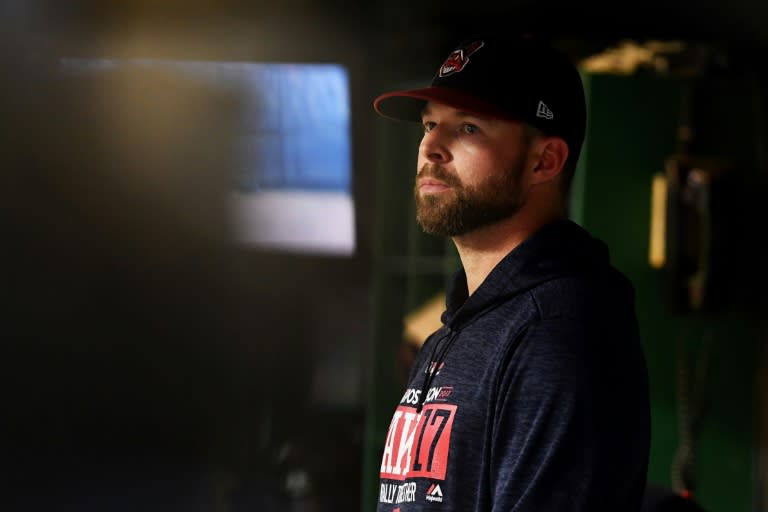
377,219,650,511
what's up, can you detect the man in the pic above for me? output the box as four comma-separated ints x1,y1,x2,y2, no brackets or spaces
372,34,650,511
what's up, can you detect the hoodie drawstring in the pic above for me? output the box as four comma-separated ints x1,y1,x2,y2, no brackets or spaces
416,328,458,413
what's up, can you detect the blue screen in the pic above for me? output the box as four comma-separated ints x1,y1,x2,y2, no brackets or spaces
61,58,352,193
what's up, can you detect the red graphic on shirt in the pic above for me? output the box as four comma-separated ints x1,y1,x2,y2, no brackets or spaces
380,403,457,481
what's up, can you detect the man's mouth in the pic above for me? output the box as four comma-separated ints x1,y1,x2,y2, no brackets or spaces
417,178,452,193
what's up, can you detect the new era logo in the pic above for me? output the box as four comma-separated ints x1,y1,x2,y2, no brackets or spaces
536,101,553,120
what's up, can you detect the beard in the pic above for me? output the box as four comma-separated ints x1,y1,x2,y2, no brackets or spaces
414,156,527,237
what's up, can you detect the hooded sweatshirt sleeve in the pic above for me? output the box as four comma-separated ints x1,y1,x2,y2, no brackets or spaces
489,316,647,512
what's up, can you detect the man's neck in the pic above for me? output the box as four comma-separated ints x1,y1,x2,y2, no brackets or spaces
453,210,562,296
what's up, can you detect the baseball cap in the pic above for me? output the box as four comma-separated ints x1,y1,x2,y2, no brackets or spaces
374,35,587,163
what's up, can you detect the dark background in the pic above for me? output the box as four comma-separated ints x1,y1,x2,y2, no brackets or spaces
2,1,767,510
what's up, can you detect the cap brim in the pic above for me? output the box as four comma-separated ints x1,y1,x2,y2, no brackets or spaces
374,86,514,123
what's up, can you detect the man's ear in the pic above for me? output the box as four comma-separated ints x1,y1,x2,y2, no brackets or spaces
529,137,569,185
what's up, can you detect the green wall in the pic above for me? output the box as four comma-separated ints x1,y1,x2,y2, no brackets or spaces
574,72,761,512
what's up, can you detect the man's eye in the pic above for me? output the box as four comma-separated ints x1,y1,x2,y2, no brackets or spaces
423,121,436,133
462,123,479,134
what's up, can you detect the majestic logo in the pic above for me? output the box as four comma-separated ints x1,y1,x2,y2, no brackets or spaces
536,100,554,120
426,483,444,503
439,40,485,77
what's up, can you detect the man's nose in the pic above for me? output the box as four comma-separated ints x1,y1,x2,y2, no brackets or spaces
419,127,452,164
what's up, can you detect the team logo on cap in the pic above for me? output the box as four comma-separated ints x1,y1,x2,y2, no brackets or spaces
438,41,485,77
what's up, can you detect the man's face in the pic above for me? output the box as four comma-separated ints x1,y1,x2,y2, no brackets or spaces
414,101,531,237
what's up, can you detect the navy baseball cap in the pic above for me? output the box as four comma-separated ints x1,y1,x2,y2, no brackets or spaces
374,35,587,163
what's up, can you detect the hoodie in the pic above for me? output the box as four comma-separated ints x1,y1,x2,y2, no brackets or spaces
377,219,650,511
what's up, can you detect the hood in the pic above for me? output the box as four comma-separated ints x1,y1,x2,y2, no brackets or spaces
442,219,611,328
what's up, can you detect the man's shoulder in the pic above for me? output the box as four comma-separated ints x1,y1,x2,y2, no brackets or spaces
526,265,636,321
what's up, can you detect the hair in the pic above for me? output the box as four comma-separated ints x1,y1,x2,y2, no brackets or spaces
520,123,577,202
